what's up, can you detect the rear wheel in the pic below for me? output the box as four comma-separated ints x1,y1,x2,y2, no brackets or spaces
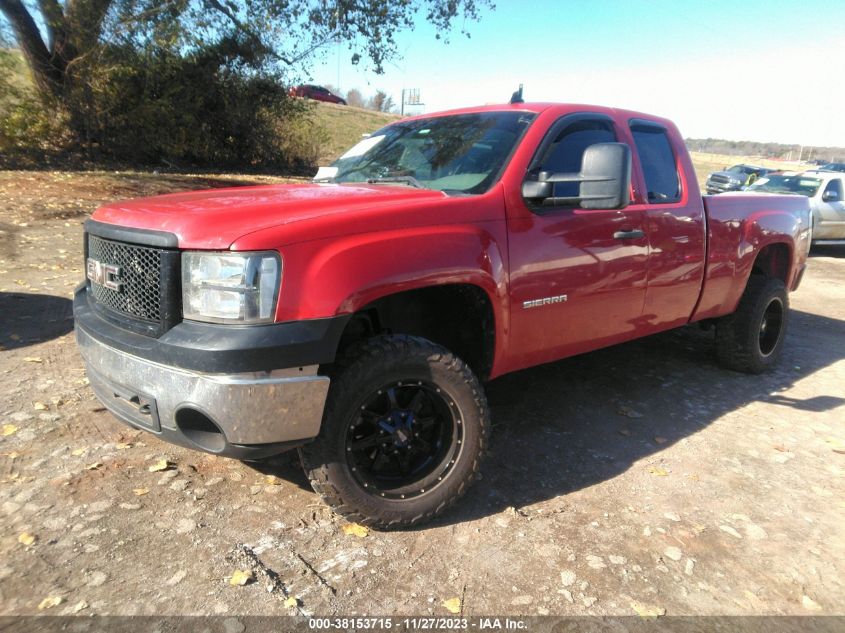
715,276,789,374
299,335,489,529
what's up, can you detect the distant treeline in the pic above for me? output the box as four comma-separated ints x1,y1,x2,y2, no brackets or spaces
686,138,844,163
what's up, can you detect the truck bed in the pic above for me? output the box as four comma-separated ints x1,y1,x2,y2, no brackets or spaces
692,194,811,322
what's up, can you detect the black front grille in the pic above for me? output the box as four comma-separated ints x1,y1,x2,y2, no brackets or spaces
88,235,163,322
710,174,730,184
85,229,181,337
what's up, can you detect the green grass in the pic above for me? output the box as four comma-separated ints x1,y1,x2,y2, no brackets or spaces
309,102,399,164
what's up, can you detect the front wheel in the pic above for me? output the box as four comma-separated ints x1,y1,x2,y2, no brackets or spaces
299,335,489,529
715,276,789,374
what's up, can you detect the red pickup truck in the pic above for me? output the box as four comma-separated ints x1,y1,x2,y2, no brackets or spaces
75,103,810,528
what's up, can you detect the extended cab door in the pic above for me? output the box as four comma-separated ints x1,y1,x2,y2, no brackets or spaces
504,114,649,371
629,120,706,331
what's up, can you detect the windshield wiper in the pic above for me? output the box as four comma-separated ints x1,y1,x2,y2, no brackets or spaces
366,176,427,189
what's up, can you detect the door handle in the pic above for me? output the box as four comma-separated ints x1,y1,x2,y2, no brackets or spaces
613,229,645,240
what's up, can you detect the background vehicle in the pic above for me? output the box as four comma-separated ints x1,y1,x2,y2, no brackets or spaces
289,84,347,105
818,162,845,173
705,164,775,194
748,171,845,243
75,103,810,528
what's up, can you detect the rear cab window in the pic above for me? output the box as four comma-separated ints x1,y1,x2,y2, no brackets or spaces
629,122,681,203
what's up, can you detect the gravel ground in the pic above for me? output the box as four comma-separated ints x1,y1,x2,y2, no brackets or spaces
0,172,843,618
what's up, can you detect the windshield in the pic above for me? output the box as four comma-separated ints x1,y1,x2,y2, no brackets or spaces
748,175,822,196
726,165,758,175
317,111,536,194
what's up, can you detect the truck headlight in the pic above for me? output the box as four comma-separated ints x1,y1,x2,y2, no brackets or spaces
182,251,281,324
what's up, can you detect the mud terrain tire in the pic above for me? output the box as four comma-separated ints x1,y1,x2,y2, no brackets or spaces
299,335,489,529
716,276,789,374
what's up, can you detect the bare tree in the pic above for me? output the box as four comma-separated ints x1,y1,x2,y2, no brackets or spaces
345,87,365,108
368,90,395,113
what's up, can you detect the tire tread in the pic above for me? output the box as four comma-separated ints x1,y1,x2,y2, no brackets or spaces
715,276,789,374
299,334,489,529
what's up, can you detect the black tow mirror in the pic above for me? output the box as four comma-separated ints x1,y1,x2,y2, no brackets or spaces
522,142,632,209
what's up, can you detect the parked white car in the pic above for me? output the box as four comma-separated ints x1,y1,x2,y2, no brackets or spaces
745,171,845,244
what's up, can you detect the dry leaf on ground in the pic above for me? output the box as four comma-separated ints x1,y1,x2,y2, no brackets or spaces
648,466,669,476
2,424,18,437
283,596,299,608
84,462,102,471
148,459,173,472
229,570,253,586
33,402,48,411
342,523,369,538
18,532,36,545
37,596,63,610
631,601,665,618
133,488,149,496
442,597,462,614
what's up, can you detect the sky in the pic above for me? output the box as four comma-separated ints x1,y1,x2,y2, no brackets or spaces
309,0,845,148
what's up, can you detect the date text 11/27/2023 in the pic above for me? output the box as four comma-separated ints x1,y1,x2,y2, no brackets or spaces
307,617,528,630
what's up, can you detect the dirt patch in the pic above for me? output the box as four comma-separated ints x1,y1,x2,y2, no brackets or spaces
0,172,843,617
0,171,301,224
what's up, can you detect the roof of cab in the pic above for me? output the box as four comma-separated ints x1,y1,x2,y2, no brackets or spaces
397,102,677,129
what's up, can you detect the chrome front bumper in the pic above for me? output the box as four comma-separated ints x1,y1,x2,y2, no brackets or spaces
77,326,330,458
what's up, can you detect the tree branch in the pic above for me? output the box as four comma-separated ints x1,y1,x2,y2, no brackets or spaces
0,0,63,97
65,0,114,39
37,0,65,50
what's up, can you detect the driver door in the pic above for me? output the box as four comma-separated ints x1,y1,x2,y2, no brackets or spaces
505,114,648,371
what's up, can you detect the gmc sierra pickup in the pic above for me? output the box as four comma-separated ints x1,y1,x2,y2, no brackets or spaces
74,103,811,528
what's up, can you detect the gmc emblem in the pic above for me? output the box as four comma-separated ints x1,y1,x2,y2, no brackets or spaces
86,258,123,292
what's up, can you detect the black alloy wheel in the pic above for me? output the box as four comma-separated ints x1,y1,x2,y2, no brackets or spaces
758,297,784,357
300,335,489,529
346,381,461,500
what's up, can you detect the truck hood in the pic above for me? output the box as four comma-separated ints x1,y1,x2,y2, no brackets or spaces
709,171,744,181
92,183,449,249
